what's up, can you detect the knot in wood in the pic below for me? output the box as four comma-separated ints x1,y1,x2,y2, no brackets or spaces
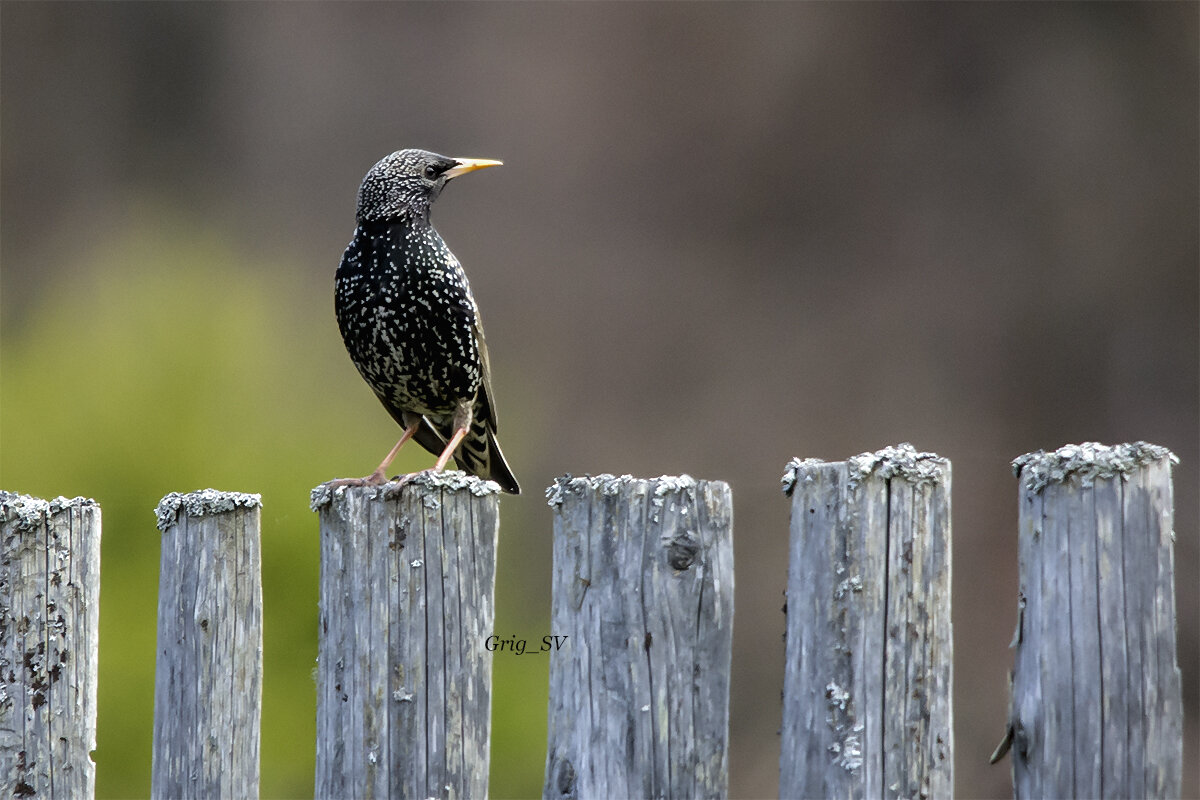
550,754,576,797
665,531,700,570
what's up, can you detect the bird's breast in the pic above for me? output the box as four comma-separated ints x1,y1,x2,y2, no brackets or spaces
335,223,482,415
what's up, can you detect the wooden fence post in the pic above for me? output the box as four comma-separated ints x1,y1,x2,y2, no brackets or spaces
996,442,1182,798
0,492,101,800
152,489,263,800
779,444,953,798
310,472,500,800
543,474,734,800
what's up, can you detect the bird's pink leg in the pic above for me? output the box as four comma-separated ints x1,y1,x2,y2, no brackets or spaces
367,422,422,483
433,426,469,472
385,423,464,489
326,420,420,487
432,401,472,472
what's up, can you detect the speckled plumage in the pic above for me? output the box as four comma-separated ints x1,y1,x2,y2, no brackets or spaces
335,149,519,493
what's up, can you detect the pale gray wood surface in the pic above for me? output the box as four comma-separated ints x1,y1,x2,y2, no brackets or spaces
779,444,953,799
543,474,734,800
0,492,101,800
1000,442,1181,799
152,489,263,800
311,471,501,800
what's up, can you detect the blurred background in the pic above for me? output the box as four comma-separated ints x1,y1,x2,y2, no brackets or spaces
1,3,1196,798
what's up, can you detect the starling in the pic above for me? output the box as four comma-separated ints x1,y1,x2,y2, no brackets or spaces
332,148,519,494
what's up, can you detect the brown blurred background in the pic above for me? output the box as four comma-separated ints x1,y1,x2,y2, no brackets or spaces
2,3,1196,798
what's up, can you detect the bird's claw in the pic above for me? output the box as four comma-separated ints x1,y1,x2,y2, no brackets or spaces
324,468,389,489
388,468,439,489
323,468,440,491
323,477,368,488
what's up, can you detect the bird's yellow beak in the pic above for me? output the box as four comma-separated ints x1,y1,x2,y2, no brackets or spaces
444,158,503,180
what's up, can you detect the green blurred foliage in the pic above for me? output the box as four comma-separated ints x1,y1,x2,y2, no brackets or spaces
0,216,547,798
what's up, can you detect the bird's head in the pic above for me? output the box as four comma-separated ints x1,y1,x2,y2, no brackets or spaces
355,148,502,223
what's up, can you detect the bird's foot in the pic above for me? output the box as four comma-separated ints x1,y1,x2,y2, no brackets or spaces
324,468,389,488
387,468,439,490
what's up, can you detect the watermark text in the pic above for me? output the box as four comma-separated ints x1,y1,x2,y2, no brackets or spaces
485,634,568,656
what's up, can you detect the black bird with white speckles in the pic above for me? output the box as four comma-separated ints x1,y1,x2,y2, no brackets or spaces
332,148,519,493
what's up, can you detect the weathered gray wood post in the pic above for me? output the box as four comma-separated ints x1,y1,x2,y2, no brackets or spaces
543,474,734,800
779,444,953,798
152,489,263,800
995,442,1182,798
0,492,101,800
311,472,500,800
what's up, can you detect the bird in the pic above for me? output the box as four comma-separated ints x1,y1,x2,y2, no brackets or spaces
331,148,520,494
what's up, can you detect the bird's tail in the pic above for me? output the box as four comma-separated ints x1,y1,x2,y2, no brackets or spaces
411,405,520,494
455,422,520,494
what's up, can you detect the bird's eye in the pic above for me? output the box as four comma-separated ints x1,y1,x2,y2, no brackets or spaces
423,165,439,180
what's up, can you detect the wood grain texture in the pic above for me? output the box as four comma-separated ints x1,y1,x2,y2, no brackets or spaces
1004,442,1181,799
543,474,734,800
151,489,263,800
312,471,500,800
779,444,953,799
0,492,101,800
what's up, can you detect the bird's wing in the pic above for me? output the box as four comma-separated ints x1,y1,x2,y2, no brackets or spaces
462,310,520,493
472,312,499,432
